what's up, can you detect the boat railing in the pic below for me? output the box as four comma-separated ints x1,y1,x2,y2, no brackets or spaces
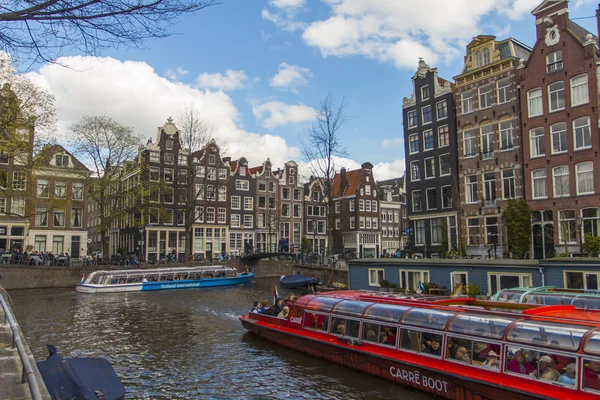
0,291,45,400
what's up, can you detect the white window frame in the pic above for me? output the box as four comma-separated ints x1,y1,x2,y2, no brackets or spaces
548,81,565,112
424,157,435,179
529,127,545,158
576,162,594,195
552,165,570,198
461,91,473,114
399,270,430,291
368,268,385,287
563,270,600,290
527,88,542,117
421,105,432,125
532,169,548,199
436,100,448,120
571,74,589,107
407,110,418,128
573,117,592,151
550,122,567,155
487,272,532,295
496,78,510,104
478,85,492,109
231,196,240,210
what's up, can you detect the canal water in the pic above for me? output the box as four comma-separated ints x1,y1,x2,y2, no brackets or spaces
9,278,434,399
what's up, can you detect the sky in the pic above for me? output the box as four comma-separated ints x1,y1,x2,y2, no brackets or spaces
21,0,600,181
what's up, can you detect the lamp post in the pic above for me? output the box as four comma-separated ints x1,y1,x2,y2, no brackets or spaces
576,216,583,256
138,226,144,259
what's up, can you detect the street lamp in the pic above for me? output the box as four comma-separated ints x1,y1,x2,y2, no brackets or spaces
138,226,145,259
576,216,583,256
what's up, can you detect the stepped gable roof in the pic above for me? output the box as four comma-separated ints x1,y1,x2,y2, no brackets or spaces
331,168,361,197
34,144,91,172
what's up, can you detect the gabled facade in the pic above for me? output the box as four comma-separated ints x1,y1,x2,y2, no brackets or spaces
225,156,255,255
331,162,381,258
27,145,90,257
519,0,600,258
251,159,279,252
275,161,303,251
455,35,532,258
377,177,405,255
403,60,459,257
304,176,328,256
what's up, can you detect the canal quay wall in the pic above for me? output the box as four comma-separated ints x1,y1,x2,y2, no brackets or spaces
0,260,348,290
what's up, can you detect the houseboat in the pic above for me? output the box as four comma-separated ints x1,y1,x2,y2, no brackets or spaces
76,265,255,293
493,286,600,309
240,290,600,399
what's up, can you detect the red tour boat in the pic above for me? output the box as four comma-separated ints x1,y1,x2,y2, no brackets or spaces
240,290,600,400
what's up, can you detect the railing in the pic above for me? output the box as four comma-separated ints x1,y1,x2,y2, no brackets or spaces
0,292,44,400
480,150,494,160
483,198,497,207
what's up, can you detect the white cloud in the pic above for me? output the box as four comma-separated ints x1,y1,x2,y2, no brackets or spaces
195,69,248,90
373,159,405,181
165,66,188,81
270,0,305,8
381,138,403,147
299,156,405,182
28,56,299,168
267,0,542,69
270,62,313,92
252,101,314,129
573,0,595,10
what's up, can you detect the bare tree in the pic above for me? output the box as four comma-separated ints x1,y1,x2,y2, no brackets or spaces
70,115,142,257
301,94,348,257
0,0,218,65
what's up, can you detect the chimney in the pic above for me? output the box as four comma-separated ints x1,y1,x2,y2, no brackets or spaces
340,167,347,194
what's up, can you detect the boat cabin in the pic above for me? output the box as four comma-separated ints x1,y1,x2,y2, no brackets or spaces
85,266,238,285
494,286,600,310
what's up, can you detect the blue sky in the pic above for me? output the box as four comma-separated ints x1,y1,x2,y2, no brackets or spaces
25,0,600,180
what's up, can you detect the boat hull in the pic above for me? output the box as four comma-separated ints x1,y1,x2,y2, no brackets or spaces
76,272,255,293
240,317,548,400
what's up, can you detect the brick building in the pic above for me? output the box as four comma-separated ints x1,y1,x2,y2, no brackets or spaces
377,177,404,255
403,60,459,257
275,161,303,252
225,156,255,256
519,0,600,258
304,176,328,256
454,35,531,258
250,159,279,252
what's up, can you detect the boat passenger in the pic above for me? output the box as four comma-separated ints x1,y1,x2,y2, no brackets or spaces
534,356,560,381
269,299,284,316
336,323,345,335
423,337,441,356
483,350,500,370
455,347,471,364
258,300,269,314
558,363,576,385
284,294,296,308
278,306,290,319
584,360,600,391
250,301,259,313
507,350,535,375
384,328,397,346
365,330,376,342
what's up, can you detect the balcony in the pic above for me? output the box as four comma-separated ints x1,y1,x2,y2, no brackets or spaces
483,198,497,208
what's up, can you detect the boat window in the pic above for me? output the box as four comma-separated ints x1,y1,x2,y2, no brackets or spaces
303,312,329,332
362,322,397,347
583,358,600,392
446,336,501,370
507,321,590,351
585,333,600,355
496,289,524,303
305,297,344,313
522,293,574,306
573,296,600,310
400,328,443,358
363,304,410,323
402,309,453,330
504,347,577,387
331,317,360,339
332,300,373,318
448,314,514,339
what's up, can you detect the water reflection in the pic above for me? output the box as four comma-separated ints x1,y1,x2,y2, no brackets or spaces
10,279,433,399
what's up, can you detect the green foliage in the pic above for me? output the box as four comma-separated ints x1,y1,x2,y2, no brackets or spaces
463,284,481,297
300,236,311,253
379,279,389,288
583,233,600,257
445,248,459,258
503,199,532,259
389,282,397,289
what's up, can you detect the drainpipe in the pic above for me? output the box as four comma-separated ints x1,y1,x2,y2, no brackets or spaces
539,266,545,287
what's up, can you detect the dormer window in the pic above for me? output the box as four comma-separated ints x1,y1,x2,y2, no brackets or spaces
421,85,430,101
166,139,174,150
56,155,69,167
209,154,216,165
476,51,482,68
240,166,246,176
547,51,563,73
483,48,490,65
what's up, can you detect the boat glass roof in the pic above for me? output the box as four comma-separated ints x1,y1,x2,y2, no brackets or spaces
448,314,515,339
331,300,375,318
572,296,600,310
363,303,410,323
507,321,591,351
522,293,576,306
584,332,600,355
401,309,454,330
305,296,345,313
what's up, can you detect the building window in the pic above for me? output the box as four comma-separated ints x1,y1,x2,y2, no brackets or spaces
178,169,187,184
552,166,570,198
400,269,430,291
150,208,159,224
52,236,64,254
282,187,290,200
365,200,371,212
483,47,490,65
244,215,253,228
281,203,290,217
294,204,301,218
0,197,6,213
335,201,340,214
564,271,599,290
244,197,253,210
559,210,577,244
179,156,188,167
372,201,377,213
467,218,480,245
548,81,565,112
438,125,449,147
415,220,425,245
365,185,371,196
488,273,531,295
207,167,216,180
582,208,600,238
423,130,434,151
357,199,364,212
409,134,419,154
55,155,69,167
527,88,543,117
34,236,46,253
53,208,65,227
368,268,385,286
349,200,355,212
231,214,241,228
430,218,442,244
408,110,418,128
426,188,436,210
218,186,226,201
502,169,515,199
479,85,492,109
209,154,216,165
163,209,173,225
461,91,473,114
289,176,295,185
529,128,545,158
421,85,430,101
164,153,174,164
165,139,173,150
35,207,48,227
436,100,447,120
71,208,82,227
293,189,301,201
475,50,482,68
11,197,25,216
164,168,173,183
359,216,365,229
497,78,510,104
466,175,477,204
442,186,453,208
217,208,226,223
424,157,435,179
412,191,422,212
335,218,340,230
551,122,567,154
149,152,160,163
410,160,420,182
421,105,432,125
499,121,513,150
571,74,589,107
230,196,240,210
196,166,205,178
164,187,174,203
485,217,498,245
532,169,547,199
573,117,591,150
206,207,215,223
13,171,26,190
439,154,451,176
37,179,49,198
480,125,493,157
463,129,476,157
546,51,563,73
576,162,594,195
235,180,249,190
483,173,496,204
